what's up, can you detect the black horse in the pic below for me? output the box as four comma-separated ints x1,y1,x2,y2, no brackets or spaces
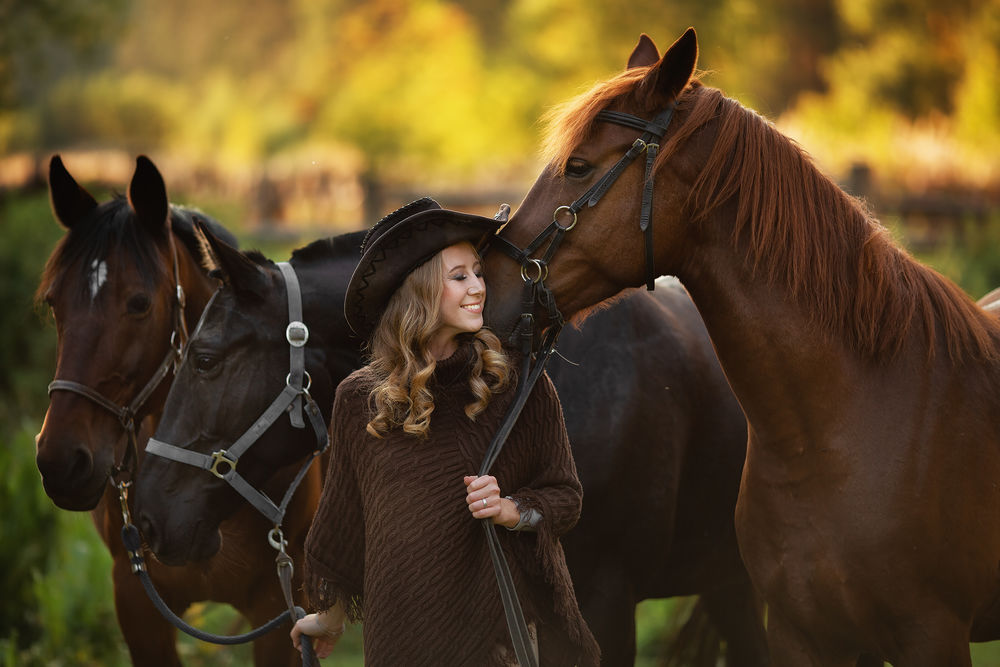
134,226,766,666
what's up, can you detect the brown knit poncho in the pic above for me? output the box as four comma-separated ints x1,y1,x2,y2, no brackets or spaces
303,343,600,666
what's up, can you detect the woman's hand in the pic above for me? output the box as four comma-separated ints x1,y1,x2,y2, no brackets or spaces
290,610,346,659
464,475,519,528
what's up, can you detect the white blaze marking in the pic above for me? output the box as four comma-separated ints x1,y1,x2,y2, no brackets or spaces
88,260,107,300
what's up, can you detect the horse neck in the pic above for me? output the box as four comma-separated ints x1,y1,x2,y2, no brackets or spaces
672,213,861,448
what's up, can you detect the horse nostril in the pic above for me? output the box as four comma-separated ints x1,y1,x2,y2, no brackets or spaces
66,445,93,484
135,511,158,553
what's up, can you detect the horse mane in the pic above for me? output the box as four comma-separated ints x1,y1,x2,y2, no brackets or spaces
289,229,367,266
36,195,169,306
543,72,1000,364
169,205,237,264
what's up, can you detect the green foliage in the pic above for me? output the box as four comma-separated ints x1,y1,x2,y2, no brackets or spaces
908,212,1000,300
0,189,126,665
0,421,60,653
0,190,60,399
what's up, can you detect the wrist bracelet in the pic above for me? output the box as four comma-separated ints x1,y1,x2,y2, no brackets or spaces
504,495,541,532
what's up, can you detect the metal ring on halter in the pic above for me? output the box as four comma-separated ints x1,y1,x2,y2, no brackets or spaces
286,371,312,392
210,450,237,479
520,258,547,284
553,205,578,231
268,527,289,552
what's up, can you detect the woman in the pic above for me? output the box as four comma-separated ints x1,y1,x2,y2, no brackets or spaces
291,198,599,666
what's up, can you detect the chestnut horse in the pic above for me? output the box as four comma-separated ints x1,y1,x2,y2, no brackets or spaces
133,225,768,666
35,155,316,666
483,27,1000,667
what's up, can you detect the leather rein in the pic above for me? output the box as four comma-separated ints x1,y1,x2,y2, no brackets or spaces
482,103,677,666
46,228,190,486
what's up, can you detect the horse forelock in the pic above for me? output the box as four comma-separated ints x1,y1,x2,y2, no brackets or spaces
678,85,1000,364
36,195,170,307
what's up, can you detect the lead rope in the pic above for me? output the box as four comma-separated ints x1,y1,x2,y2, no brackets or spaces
120,259,321,665
117,482,318,664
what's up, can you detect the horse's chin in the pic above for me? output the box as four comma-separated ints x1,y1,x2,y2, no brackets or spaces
151,524,222,566
43,475,107,512
483,301,519,342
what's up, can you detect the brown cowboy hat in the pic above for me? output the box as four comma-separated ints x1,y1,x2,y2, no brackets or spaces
345,197,504,338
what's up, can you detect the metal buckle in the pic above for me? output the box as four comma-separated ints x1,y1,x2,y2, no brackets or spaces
520,259,548,284
286,370,312,392
285,321,309,347
209,449,237,478
552,205,578,231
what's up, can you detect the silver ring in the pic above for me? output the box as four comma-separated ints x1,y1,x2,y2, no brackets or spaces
482,499,488,508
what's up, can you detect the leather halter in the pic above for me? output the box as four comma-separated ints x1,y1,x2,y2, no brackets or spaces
46,229,190,483
145,262,328,532
491,103,677,347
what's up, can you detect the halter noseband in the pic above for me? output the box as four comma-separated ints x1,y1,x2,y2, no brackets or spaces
491,102,677,349
145,262,328,534
46,228,191,483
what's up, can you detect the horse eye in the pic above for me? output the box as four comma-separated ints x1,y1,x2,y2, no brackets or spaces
564,159,593,179
126,293,151,315
192,354,218,373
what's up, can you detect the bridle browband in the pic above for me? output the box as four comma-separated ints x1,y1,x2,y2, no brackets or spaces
46,227,191,484
145,261,328,534
491,102,678,346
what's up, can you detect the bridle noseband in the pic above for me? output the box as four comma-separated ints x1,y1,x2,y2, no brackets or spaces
491,102,678,350
145,262,328,543
46,229,191,484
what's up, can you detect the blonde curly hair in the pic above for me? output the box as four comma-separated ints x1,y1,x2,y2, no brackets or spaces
365,249,511,438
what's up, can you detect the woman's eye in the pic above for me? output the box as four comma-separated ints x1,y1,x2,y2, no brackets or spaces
565,159,592,178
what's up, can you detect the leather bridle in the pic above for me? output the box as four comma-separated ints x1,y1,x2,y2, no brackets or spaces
145,261,328,542
491,102,678,349
479,104,677,665
46,229,190,484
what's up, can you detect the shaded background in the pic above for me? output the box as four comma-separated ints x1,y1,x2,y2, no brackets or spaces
2,0,1000,664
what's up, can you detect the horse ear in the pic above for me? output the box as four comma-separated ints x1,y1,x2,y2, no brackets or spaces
195,217,268,297
49,155,98,229
128,155,169,236
647,27,698,103
627,34,660,69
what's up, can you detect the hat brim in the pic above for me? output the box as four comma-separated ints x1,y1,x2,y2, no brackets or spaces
345,209,502,338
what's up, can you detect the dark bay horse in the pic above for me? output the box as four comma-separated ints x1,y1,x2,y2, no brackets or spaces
133,225,767,666
35,155,317,666
483,27,1000,667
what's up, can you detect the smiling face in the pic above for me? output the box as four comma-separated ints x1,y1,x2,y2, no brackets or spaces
429,241,485,359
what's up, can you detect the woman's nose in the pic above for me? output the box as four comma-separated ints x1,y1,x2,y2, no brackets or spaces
469,277,484,294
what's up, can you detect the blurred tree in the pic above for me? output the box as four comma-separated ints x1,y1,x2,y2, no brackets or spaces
0,0,128,151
